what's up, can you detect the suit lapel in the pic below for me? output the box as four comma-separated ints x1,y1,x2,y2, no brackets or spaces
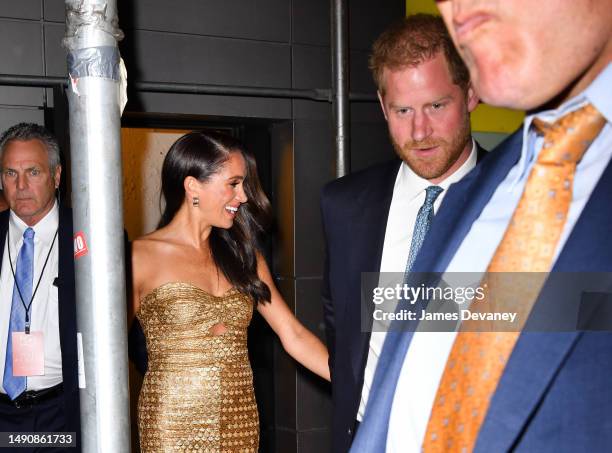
57,207,77,392
345,161,400,380
474,332,580,452
476,153,612,451
554,154,612,272
415,131,523,273
0,211,8,271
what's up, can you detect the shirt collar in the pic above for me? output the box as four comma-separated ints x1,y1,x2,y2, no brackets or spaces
396,138,478,202
9,200,59,247
514,62,612,183
587,62,612,123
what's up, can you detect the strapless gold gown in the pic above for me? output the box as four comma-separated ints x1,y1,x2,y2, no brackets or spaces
136,283,259,452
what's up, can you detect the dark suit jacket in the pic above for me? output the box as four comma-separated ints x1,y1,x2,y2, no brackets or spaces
350,130,612,452
0,207,81,445
321,145,487,453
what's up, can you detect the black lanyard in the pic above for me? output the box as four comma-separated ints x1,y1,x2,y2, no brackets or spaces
7,226,59,334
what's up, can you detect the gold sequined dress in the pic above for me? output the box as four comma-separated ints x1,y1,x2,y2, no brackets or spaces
137,283,259,452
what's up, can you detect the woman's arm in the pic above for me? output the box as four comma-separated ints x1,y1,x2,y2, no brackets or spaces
255,254,330,381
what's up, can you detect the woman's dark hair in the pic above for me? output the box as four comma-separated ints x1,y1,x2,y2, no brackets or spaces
159,130,272,304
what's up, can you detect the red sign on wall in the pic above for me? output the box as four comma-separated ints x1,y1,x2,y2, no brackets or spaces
74,231,89,259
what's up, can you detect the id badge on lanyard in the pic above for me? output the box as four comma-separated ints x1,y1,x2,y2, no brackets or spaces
7,227,58,377
12,331,45,376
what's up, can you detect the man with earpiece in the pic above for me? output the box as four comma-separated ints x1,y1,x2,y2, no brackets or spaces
0,123,80,452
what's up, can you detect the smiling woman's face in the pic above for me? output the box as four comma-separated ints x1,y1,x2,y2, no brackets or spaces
436,0,612,110
191,151,248,229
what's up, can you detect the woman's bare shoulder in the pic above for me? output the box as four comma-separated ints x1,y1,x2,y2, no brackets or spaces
133,228,174,253
132,229,177,276
131,229,184,300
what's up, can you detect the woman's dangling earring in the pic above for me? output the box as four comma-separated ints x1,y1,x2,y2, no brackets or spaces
192,196,199,207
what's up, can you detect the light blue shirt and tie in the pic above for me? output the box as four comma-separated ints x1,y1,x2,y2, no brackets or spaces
0,203,62,395
3,228,35,400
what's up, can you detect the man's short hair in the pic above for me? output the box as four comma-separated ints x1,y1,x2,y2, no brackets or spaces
369,14,470,95
0,122,61,170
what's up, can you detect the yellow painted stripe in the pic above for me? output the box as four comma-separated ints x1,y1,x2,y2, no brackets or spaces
406,0,439,15
471,104,525,133
405,0,525,133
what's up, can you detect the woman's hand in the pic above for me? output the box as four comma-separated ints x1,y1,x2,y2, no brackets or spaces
255,254,331,381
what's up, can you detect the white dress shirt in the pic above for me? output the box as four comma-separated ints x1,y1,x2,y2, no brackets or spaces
387,63,612,453
0,202,62,392
357,140,478,421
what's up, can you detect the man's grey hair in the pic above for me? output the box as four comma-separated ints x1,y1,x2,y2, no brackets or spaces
0,122,61,170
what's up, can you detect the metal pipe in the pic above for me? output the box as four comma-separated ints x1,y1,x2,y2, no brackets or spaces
63,1,130,452
0,74,377,102
331,0,350,177
0,74,67,87
135,81,332,100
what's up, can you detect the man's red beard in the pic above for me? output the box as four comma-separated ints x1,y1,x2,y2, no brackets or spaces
390,120,471,181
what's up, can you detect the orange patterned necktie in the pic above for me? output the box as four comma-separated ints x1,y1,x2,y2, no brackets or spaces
422,104,606,453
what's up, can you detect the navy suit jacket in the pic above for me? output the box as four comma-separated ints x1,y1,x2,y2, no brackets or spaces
322,145,487,453
0,207,81,446
351,130,612,452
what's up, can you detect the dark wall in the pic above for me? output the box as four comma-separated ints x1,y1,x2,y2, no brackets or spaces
0,1,404,452
0,2,59,129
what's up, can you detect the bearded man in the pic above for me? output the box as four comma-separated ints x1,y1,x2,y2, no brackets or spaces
320,14,486,453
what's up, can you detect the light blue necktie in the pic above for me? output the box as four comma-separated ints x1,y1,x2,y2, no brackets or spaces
3,227,35,400
404,186,443,273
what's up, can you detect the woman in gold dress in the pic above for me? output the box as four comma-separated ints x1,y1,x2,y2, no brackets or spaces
130,131,330,452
